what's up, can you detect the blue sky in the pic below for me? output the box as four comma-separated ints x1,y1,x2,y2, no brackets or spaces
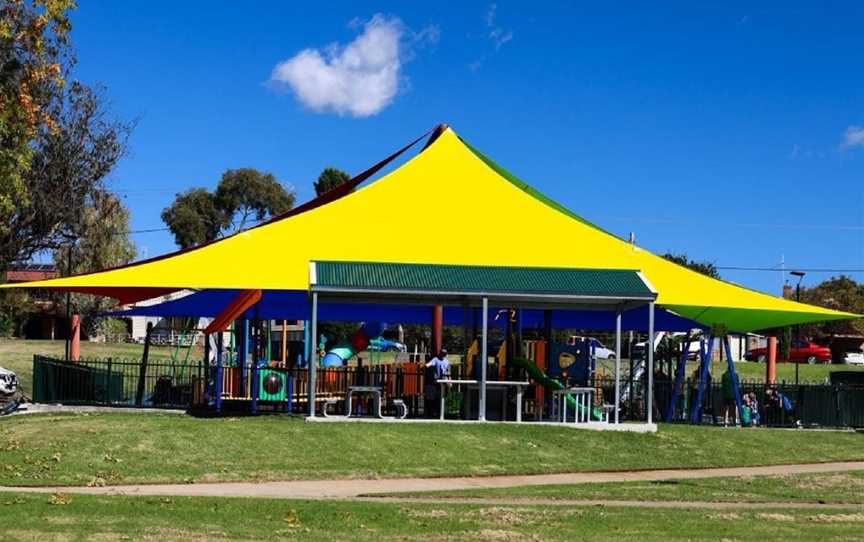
67,2,863,294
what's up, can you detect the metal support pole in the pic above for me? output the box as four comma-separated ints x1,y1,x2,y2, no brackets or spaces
251,305,260,414
647,302,655,425
303,320,311,367
724,336,745,426
614,308,622,424
480,297,488,421
64,245,72,362
135,322,153,407
690,335,715,423
238,319,248,398
215,331,223,414
666,331,692,422
308,293,318,417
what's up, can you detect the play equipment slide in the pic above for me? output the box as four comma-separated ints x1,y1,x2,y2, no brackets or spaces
511,357,601,421
321,322,387,367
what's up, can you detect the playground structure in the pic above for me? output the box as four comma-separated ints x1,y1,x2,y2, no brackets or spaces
5,124,858,429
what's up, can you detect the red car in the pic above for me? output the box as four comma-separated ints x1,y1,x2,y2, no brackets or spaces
745,340,832,364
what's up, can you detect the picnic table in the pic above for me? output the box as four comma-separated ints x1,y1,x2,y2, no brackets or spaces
551,386,596,423
436,379,530,422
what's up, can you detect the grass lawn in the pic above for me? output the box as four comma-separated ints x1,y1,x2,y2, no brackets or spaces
2,413,863,487
0,339,194,393
729,360,864,383
2,492,864,542
391,471,864,504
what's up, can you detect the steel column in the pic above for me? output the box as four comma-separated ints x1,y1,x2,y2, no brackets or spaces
308,293,318,417
647,301,655,424
614,308,622,424
480,297,488,421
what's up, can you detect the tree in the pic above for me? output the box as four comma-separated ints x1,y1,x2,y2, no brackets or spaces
162,168,295,249
0,81,133,272
661,253,721,279
800,276,864,336
0,289,36,337
0,0,75,252
160,188,225,249
214,168,295,233
314,167,350,196
54,191,136,338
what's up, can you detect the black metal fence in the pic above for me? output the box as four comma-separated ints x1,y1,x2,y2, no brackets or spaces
649,377,864,428
32,355,205,409
30,355,864,427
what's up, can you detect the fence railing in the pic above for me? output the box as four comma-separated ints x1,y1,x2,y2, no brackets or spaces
32,355,204,409
30,355,864,427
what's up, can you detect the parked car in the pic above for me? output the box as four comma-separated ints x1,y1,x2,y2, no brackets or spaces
745,340,832,364
0,366,19,397
632,332,703,362
568,336,615,359
844,349,864,365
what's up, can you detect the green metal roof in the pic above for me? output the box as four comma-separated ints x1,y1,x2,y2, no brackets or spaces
312,261,654,300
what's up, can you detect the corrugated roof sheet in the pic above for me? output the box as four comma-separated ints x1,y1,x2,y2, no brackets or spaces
313,261,654,298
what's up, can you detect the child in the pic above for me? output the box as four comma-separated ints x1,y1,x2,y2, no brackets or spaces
740,394,752,427
748,392,761,426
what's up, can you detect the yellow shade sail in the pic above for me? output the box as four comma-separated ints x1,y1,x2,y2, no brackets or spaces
3,127,856,332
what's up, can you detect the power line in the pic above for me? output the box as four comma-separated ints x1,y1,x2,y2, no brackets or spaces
605,216,864,231
717,265,864,273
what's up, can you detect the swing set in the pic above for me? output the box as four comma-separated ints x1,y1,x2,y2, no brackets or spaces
665,328,744,424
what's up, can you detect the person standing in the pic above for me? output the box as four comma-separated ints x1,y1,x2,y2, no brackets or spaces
721,368,737,427
425,349,451,416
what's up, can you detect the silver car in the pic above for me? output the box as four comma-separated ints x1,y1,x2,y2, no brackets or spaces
844,349,864,366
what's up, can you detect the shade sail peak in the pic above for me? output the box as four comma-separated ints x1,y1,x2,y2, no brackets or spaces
3,125,858,333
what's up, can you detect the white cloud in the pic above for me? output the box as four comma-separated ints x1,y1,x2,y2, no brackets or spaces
486,4,513,50
269,15,437,117
842,125,864,149
471,4,513,71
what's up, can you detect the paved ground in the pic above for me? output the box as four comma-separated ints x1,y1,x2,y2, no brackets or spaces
6,403,186,416
3,461,864,503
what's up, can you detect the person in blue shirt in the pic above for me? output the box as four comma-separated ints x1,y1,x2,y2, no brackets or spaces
427,349,451,380
424,350,451,416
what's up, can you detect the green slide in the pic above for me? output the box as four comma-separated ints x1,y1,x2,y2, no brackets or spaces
511,357,602,421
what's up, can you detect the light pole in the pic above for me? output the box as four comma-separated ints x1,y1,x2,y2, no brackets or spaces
790,270,806,387
64,244,73,362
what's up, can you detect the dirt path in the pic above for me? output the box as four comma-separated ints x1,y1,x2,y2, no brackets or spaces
3,461,864,502
358,496,864,510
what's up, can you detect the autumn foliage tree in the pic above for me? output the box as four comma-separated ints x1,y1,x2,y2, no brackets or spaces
0,0,75,257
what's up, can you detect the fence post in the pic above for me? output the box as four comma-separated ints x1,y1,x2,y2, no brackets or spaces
106,357,113,406
136,322,153,406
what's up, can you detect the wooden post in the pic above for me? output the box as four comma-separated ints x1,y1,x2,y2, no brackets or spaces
135,322,153,406
432,305,443,354
767,336,777,385
70,313,80,362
